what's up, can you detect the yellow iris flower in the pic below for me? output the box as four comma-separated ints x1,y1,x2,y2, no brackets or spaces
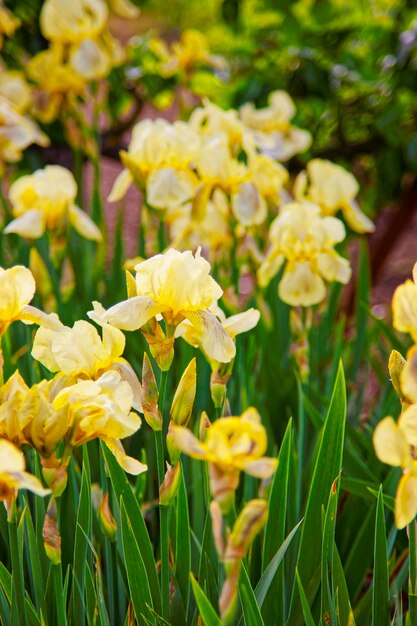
392,262,417,342
0,71,32,114
171,408,277,509
108,118,201,209
4,165,102,241
32,319,142,409
0,2,20,49
40,0,123,81
239,90,312,161
258,201,351,307
89,248,236,363
0,439,50,503
52,370,146,475
294,159,375,234
0,99,49,172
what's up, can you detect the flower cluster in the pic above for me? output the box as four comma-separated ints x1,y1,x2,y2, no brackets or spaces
374,262,417,528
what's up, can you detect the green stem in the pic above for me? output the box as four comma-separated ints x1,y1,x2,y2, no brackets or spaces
53,563,67,626
8,510,27,626
409,519,417,625
155,369,170,620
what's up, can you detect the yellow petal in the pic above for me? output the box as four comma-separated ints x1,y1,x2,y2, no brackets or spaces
279,263,326,307
399,405,417,446
342,200,375,234
231,183,267,227
69,205,102,241
401,349,417,404
108,169,133,202
183,310,236,363
257,250,284,288
392,280,417,342
395,473,417,529
373,417,410,466
147,168,197,210
170,425,206,459
170,358,196,427
70,38,111,80
103,438,148,476
4,209,45,239
222,309,260,338
88,296,168,331
317,252,351,284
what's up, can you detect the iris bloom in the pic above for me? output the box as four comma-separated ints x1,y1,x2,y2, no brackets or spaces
32,319,142,409
294,159,375,234
40,0,123,81
190,100,253,156
52,370,146,475
171,407,276,509
0,99,48,171
153,30,224,78
4,165,102,241
374,414,417,528
0,2,20,49
258,201,351,307
239,90,311,161
0,439,50,503
108,118,200,210
89,248,236,363
0,71,32,113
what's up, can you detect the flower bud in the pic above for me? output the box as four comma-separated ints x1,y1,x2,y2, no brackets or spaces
159,462,181,506
41,455,68,497
141,353,162,431
98,492,117,542
199,411,211,441
209,500,225,558
224,499,268,563
142,318,175,371
170,358,196,427
167,421,182,465
210,366,231,409
389,350,407,402
209,463,238,514
43,497,61,565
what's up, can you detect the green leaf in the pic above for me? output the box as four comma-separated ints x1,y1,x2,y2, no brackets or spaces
372,486,390,626
120,498,156,625
262,418,292,622
321,476,340,626
291,362,346,621
333,545,356,626
239,564,265,626
102,442,161,614
71,447,92,626
256,519,303,609
295,569,316,626
190,574,221,626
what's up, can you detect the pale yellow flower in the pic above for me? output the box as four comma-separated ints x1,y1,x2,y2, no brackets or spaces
171,407,276,509
0,71,31,113
0,439,50,502
52,370,146,475
27,45,86,124
4,165,102,241
0,371,32,446
0,2,20,49
258,201,351,307
190,100,253,156
88,248,236,363
239,90,311,161
107,0,140,18
294,159,375,234
32,319,142,409
374,413,417,528
157,30,223,77
109,118,200,208
40,0,123,81
0,99,48,170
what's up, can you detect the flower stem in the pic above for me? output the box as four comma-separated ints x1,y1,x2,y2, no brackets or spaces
155,369,170,620
409,519,417,625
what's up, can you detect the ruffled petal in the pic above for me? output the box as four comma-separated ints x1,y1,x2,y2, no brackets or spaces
222,309,260,338
317,252,352,284
342,200,375,234
88,296,169,331
183,310,236,363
